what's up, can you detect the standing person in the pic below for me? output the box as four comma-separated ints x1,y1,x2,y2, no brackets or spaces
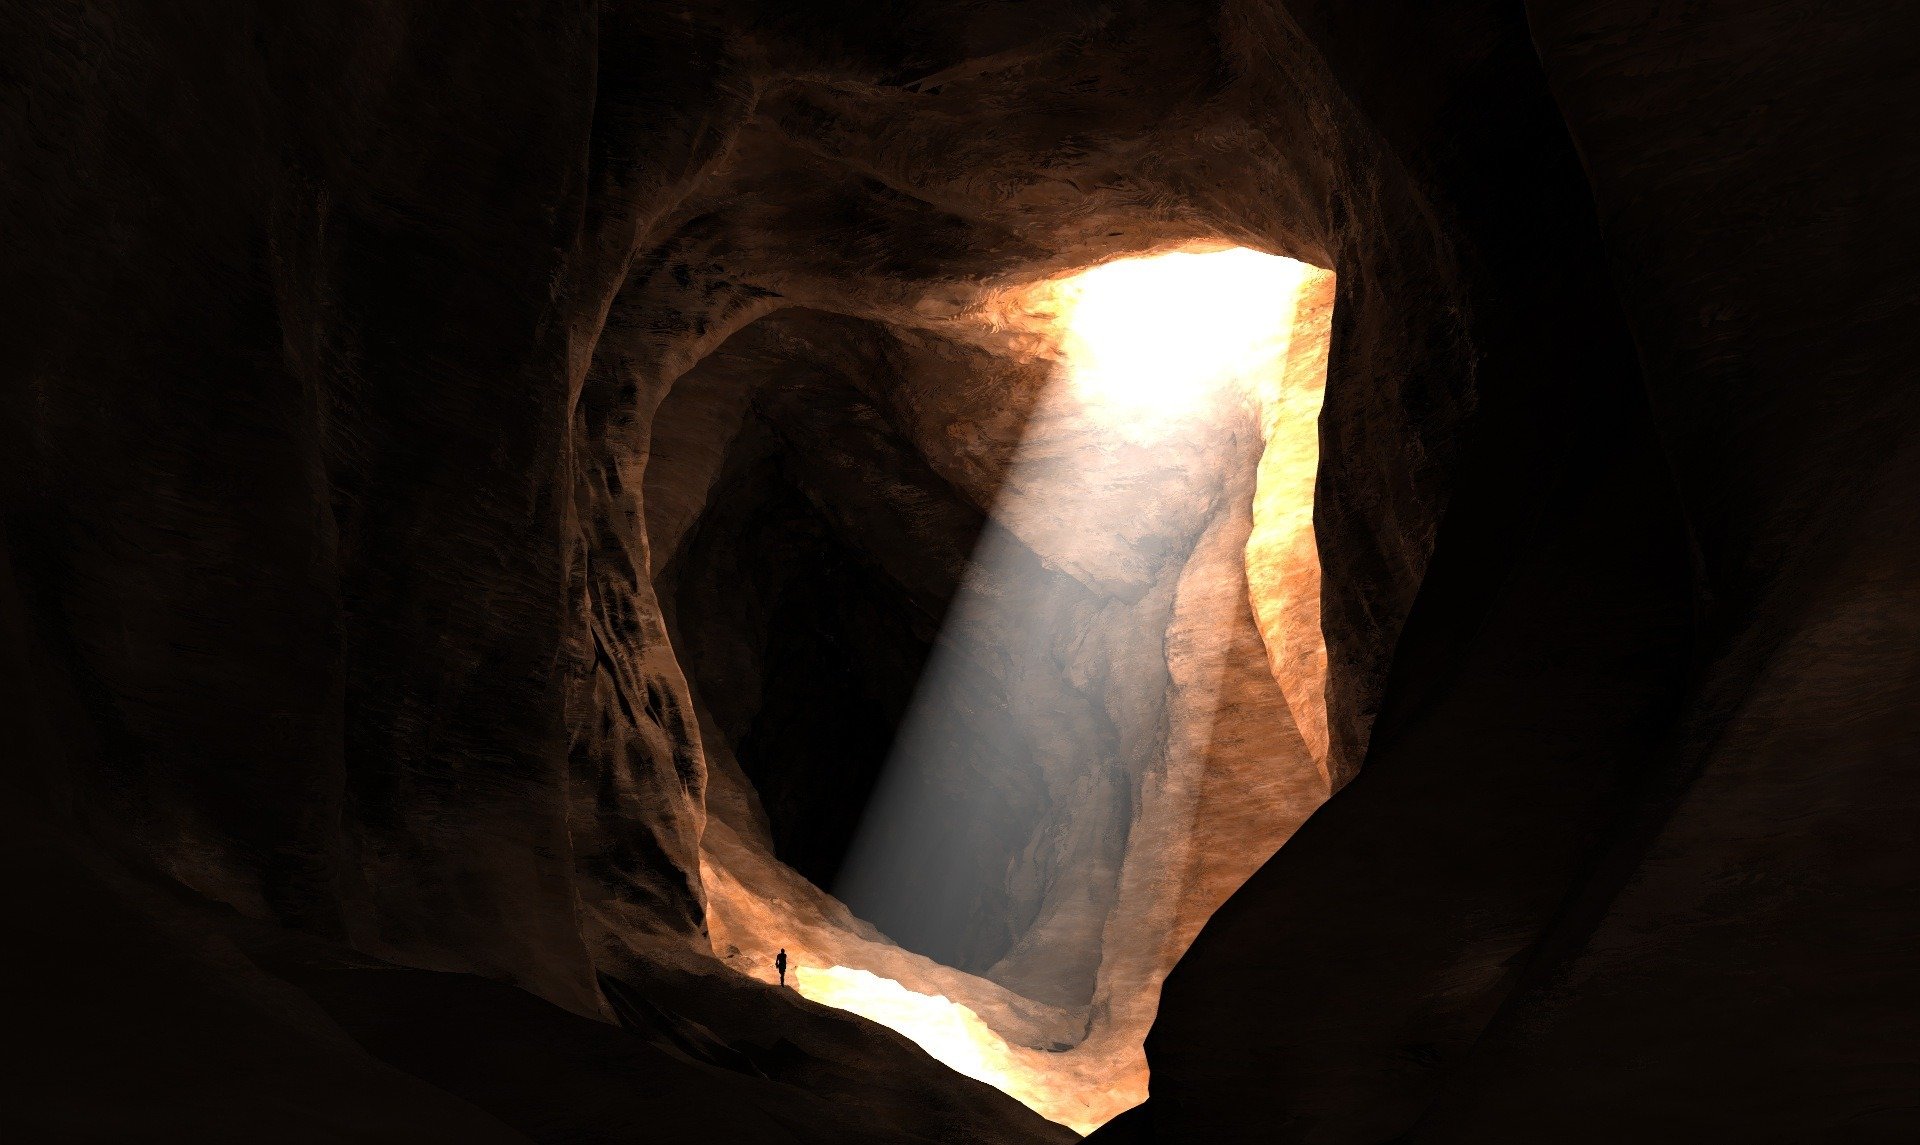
775,948,788,987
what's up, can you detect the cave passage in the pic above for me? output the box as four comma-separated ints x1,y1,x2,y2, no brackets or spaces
831,248,1325,971
664,246,1336,1133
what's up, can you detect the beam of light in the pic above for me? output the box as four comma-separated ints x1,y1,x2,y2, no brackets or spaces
707,246,1335,1135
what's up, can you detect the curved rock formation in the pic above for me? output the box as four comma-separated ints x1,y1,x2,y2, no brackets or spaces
640,255,1334,1128
5,0,1913,1141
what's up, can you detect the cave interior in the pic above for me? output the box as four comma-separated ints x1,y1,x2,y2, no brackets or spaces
5,1,1917,1143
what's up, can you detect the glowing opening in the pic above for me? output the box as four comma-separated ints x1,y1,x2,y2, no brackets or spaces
702,245,1336,1135
1043,247,1315,420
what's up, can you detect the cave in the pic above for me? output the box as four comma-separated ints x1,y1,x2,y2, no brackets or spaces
638,248,1334,1127
7,2,1917,1144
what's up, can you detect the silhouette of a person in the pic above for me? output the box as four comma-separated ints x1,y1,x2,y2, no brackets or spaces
775,947,788,987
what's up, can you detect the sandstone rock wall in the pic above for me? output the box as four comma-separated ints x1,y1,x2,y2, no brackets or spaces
9,0,1896,1140
5,0,1470,1132
1109,1,1920,1141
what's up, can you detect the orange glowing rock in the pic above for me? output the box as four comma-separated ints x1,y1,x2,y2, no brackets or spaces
1246,267,1337,774
700,246,1335,1135
791,965,1119,1135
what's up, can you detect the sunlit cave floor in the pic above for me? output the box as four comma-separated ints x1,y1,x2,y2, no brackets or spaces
793,967,1097,1132
680,249,1340,1134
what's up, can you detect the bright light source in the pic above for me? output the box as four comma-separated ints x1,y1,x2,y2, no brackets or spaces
713,245,1336,1137
1046,248,1312,419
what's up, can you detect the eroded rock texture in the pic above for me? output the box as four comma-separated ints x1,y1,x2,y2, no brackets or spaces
1107,3,1920,1144
4,0,1914,1141
636,266,1332,1129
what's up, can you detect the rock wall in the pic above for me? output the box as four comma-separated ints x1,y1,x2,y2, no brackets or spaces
580,0,1475,1010
1106,1,1920,1142
1408,2,1920,1138
647,265,1335,1129
0,0,1495,1135
8,0,1907,1140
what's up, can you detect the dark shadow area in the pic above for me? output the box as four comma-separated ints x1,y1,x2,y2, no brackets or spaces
8,1,1912,1140
667,422,940,891
657,336,1055,973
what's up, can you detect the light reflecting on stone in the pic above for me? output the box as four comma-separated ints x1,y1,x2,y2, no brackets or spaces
705,246,1336,1134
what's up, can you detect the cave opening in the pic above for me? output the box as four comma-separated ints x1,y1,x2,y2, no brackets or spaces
648,245,1335,1133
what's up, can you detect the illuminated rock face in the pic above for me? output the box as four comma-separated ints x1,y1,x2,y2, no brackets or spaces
650,251,1337,1129
15,2,1905,1143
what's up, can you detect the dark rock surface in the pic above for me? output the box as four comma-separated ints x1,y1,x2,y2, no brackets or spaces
4,0,1914,1140
3,801,1071,1144
1106,1,1920,1142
